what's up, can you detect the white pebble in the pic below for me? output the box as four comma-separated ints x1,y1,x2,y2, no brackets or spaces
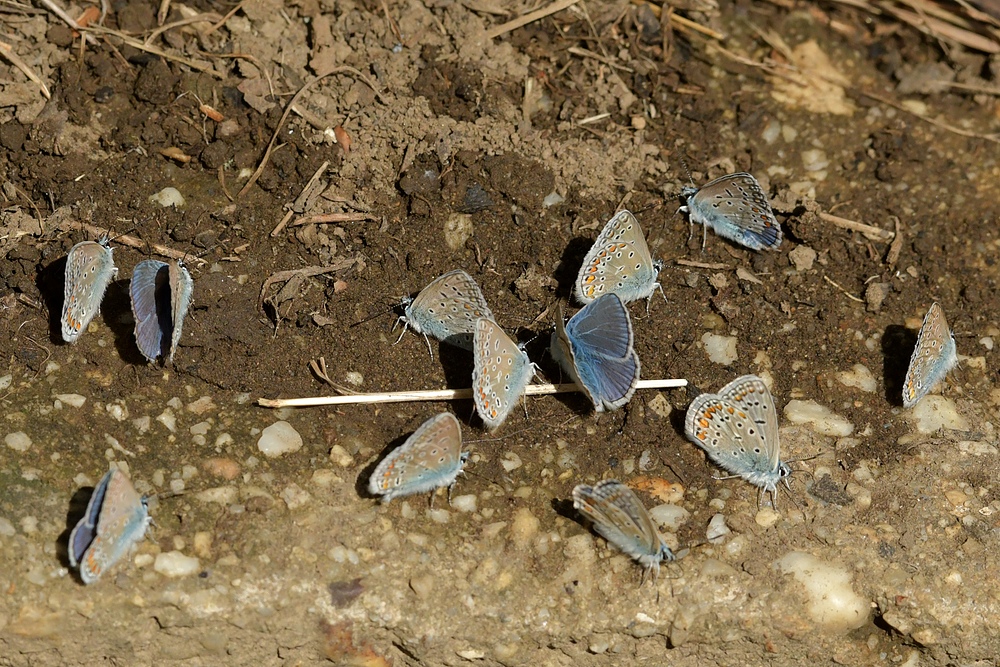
20,516,38,534
149,187,185,208
648,504,690,531
801,149,829,172
5,432,31,452
195,486,238,504
345,371,364,386
706,513,730,543
980,337,993,351
170,479,185,494
501,452,522,472
784,400,854,437
835,364,877,393
280,483,312,510
106,401,129,421
257,421,303,458
154,551,201,578
701,333,738,366
427,508,450,524
190,421,211,436
755,507,781,527
0,517,14,537
775,551,869,632
451,494,477,513
54,393,86,408
908,396,969,433
443,212,473,250
132,416,151,433
543,192,565,207
156,408,177,432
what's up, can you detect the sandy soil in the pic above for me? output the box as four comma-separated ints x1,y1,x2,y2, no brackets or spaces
2,0,1000,664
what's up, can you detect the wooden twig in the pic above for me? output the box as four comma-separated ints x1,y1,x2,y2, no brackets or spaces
36,0,97,44
676,258,730,270
258,378,688,408
83,24,222,78
823,275,864,303
66,221,205,264
0,40,50,99
238,67,386,199
485,0,580,39
818,211,894,241
270,160,330,236
258,261,355,309
288,212,378,227
202,0,245,37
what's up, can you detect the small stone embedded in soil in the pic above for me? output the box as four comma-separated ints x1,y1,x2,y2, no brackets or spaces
649,504,689,531
755,507,781,527
908,396,968,433
0,517,15,537
706,513,730,543
329,445,353,467
203,458,240,479
788,245,816,271
701,332,738,365
835,364,877,393
54,393,86,408
195,486,238,505
257,421,303,457
409,573,435,599
510,508,539,548
148,187,185,208
775,551,869,633
646,393,671,418
443,212,473,250
4,431,31,452
783,399,854,436
451,494,477,513
154,551,201,578
281,483,311,510
156,408,177,432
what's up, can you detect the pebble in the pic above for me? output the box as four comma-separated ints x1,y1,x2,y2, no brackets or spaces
149,187,185,208
202,458,240,480
501,452,522,472
257,421,303,457
0,374,11,391
443,212,473,250
755,507,781,528
186,396,216,414
0,517,15,537
329,445,353,467
908,396,968,433
154,551,201,578
706,514,730,543
647,393,671,418
281,483,312,510
4,431,31,452
775,551,869,632
835,364,877,393
426,508,450,524
193,532,213,559
701,333,738,365
409,574,435,599
156,408,177,433
451,494,477,513
648,504,689,531
783,399,854,436
54,393,86,408
510,508,539,548
195,486,238,505
788,245,816,271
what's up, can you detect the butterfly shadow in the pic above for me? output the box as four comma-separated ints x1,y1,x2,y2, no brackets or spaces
57,484,97,580
36,255,67,344
436,344,477,421
881,324,917,407
99,278,149,365
355,430,414,501
553,237,596,301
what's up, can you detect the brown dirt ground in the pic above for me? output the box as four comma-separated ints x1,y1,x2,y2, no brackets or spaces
2,0,1000,665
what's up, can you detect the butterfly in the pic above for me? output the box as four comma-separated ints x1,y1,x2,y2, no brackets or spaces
903,302,958,408
395,270,494,357
68,468,151,584
130,259,194,363
684,374,791,506
575,209,664,307
62,238,118,342
368,412,468,503
679,172,782,251
550,293,640,412
572,479,674,581
472,318,537,430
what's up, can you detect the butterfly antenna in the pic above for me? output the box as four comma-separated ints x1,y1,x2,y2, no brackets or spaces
350,303,400,329
679,157,695,187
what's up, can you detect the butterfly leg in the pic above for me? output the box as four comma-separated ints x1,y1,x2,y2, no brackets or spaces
392,318,409,344
701,223,708,251
421,333,434,359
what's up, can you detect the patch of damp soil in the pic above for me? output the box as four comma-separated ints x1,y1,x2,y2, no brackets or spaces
2,0,1000,665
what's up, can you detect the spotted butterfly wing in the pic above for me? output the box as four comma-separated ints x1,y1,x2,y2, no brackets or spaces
62,239,117,342
368,412,467,502
398,270,493,356
572,479,673,578
903,302,957,408
472,318,536,430
575,210,663,305
680,173,781,251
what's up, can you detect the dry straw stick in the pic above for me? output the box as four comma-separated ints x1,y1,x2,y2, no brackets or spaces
484,0,581,39
259,379,688,408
